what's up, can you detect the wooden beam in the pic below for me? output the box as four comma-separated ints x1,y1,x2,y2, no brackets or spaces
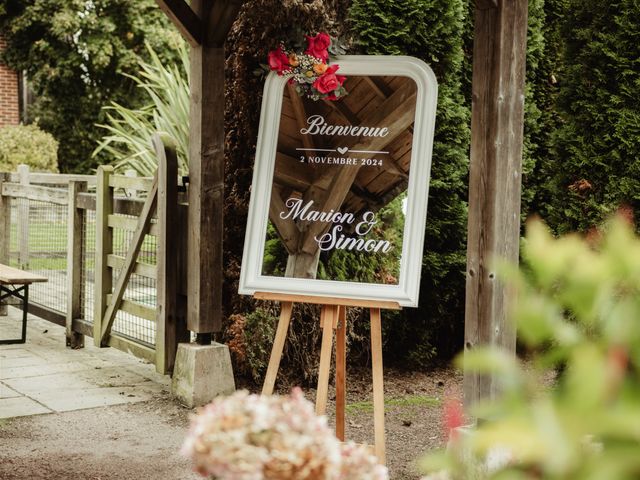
288,84,316,154
155,0,203,47
253,291,402,310
206,0,244,47
268,187,300,255
301,90,417,254
66,181,87,349
275,152,314,191
364,76,393,99
155,134,188,373
188,0,224,333
94,166,114,346
1,183,68,206
477,0,499,9
464,0,528,409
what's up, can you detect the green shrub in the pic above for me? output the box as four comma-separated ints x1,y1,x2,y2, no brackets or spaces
421,216,640,479
0,124,58,172
349,0,470,363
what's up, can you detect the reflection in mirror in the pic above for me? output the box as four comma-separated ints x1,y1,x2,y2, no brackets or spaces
261,75,418,286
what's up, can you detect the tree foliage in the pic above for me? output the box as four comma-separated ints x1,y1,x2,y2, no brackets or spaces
0,0,183,172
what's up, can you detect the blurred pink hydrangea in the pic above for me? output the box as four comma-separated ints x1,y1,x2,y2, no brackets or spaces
182,388,388,480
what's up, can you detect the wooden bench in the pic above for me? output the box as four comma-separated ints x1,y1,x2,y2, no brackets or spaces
0,264,47,345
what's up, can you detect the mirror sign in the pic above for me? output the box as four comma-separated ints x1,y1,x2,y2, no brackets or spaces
239,56,438,307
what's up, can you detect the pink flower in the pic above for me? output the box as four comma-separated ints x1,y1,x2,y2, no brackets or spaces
305,32,331,61
267,46,289,74
313,64,345,95
443,398,464,442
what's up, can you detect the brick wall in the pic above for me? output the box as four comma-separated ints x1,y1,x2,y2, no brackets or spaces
0,34,20,127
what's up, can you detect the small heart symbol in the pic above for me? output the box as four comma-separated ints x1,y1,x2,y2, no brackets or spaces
337,147,349,154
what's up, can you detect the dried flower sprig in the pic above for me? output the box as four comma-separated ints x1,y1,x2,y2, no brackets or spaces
182,388,388,480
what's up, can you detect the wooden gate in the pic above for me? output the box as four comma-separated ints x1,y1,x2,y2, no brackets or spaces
92,135,188,374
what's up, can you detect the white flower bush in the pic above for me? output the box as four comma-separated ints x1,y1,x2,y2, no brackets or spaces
182,388,388,480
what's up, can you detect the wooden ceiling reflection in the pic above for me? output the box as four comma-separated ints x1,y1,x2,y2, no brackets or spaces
271,75,417,257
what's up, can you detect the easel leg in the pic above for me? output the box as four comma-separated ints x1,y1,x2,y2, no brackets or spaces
262,301,293,395
315,304,337,415
370,307,386,464
335,305,347,441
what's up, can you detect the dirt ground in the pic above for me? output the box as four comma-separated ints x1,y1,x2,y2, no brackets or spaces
0,366,462,480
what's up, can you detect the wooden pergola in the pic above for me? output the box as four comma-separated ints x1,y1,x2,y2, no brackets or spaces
155,0,529,408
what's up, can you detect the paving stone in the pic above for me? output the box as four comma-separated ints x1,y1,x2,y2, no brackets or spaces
4,367,155,395
0,354,50,369
0,361,99,381
1,309,172,416
0,397,52,419
33,385,163,412
0,347,33,359
0,382,21,399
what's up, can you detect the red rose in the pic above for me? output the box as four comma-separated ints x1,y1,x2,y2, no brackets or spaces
268,46,289,74
313,64,344,94
305,32,331,61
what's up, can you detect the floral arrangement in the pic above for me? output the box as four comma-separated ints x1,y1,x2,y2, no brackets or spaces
263,32,348,101
182,388,388,480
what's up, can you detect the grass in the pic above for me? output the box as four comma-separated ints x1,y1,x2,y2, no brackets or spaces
9,221,156,271
346,395,440,414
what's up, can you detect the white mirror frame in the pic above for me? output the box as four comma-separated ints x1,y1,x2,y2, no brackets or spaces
239,55,438,307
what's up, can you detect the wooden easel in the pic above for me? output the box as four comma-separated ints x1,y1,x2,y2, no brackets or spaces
255,292,401,464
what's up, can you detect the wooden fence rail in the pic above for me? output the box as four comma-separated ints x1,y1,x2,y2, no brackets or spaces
0,136,187,373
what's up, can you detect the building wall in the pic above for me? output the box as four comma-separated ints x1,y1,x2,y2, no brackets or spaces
0,34,20,127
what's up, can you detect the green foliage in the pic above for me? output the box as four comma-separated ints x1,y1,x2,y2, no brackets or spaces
349,0,470,363
0,0,183,172
522,0,569,222
421,217,640,479
243,307,278,383
262,222,288,277
541,0,640,233
0,124,58,172
320,193,405,284
94,43,190,177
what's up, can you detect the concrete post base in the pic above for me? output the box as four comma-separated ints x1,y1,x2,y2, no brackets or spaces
171,342,235,408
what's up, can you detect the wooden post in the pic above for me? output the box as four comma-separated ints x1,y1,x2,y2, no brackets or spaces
66,180,86,349
370,307,386,463
464,0,529,408
17,164,29,270
94,166,114,346
187,0,225,335
155,134,188,374
335,305,347,441
315,304,338,415
261,301,293,395
0,173,11,316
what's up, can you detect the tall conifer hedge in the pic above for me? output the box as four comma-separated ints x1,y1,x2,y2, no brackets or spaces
349,0,470,362
543,0,640,233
